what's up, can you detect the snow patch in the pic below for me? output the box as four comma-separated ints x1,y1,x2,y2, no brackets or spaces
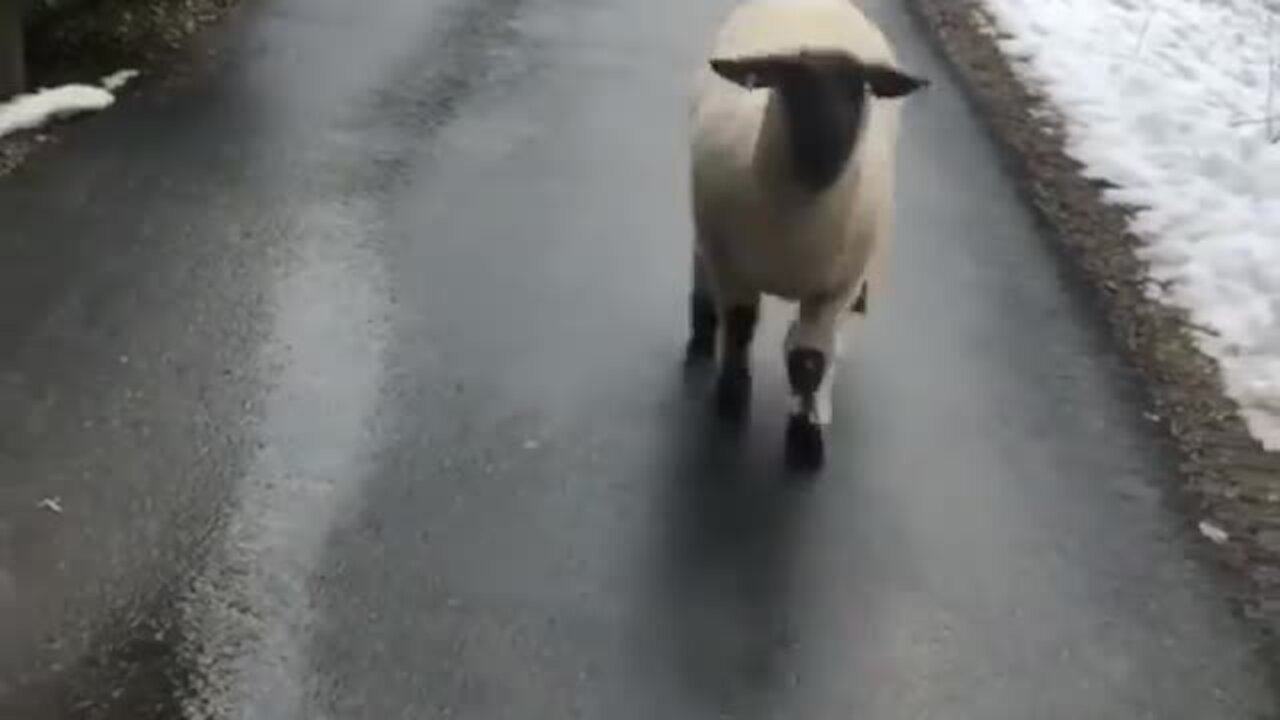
0,68,140,141
0,85,114,140
980,0,1280,449
102,68,141,92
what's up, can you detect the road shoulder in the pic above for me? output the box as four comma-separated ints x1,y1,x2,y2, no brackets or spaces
0,0,245,176
905,0,1280,636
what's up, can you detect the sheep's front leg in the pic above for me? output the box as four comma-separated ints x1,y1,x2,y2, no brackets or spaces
784,292,848,471
685,250,718,364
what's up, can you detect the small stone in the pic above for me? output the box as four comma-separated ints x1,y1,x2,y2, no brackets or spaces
1198,520,1229,544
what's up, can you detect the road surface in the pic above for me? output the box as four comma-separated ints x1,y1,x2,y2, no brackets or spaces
0,0,1276,717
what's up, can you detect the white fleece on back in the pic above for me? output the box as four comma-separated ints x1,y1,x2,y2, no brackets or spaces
709,0,895,64
689,0,904,303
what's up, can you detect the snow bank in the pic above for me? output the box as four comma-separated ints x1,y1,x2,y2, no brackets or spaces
980,0,1280,448
0,68,140,141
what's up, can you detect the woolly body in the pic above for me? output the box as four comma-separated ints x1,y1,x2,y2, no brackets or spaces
689,0,903,306
683,0,927,471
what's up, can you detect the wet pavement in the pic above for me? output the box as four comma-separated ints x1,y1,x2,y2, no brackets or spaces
0,0,1277,717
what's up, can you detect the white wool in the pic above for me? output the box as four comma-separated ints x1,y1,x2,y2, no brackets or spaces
689,0,905,304
689,0,921,428
708,0,896,66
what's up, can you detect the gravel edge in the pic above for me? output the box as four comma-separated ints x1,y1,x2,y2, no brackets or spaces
904,0,1280,633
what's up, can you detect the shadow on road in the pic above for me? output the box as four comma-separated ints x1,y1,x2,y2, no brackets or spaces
646,360,820,715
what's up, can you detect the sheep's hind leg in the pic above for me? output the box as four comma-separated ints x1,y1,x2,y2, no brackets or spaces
685,251,718,364
850,280,868,314
715,294,760,423
784,294,846,471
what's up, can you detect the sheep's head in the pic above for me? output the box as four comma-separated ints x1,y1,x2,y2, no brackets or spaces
710,50,928,193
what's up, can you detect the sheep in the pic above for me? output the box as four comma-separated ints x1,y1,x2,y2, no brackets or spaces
684,0,929,471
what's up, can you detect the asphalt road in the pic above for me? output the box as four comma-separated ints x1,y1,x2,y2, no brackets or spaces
1,0,1277,717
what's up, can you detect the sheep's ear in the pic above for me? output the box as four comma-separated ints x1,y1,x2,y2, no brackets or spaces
710,56,787,90
861,63,929,98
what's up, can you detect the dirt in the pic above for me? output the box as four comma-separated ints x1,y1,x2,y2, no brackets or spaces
904,0,1280,641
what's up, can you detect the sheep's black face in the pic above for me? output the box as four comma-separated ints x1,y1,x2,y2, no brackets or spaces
710,50,928,193
777,57,867,193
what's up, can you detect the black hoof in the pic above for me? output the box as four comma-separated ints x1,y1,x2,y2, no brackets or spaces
785,414,824,472
685,335,715,365
715,365,751,421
